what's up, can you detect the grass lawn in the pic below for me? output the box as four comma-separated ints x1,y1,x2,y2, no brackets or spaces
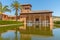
0,20,23,25
0,20,24,33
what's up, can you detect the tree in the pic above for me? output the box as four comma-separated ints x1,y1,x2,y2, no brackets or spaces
0,2,11,20
11,1,21,21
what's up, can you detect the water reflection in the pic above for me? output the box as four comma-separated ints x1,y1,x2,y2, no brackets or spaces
0,30,53,40
20,34,31,40
20,25,53,36
0,25,60,40
20,31,53,40
0,25,53,40
1,30,20,40
20,26,53,40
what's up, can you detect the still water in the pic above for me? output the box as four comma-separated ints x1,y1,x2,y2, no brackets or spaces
0,27,60,40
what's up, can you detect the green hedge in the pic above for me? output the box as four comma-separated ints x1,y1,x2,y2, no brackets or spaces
0,20,23,25
54,21,60,24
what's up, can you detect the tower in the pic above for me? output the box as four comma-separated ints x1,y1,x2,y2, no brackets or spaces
20,4,32,13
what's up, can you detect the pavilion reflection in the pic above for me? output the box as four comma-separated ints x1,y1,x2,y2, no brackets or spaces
20,25,53,40
20,31,53,40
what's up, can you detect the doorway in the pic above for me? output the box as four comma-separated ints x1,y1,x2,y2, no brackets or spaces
35,18,39,21
35,18,39,28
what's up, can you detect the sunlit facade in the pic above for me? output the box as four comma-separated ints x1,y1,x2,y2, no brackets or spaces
19,4,53,30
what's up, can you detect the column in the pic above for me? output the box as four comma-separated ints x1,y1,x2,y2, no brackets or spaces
44,15,46,30
29,15,32,27
24,17,26,29
33,15,35,28
39,16,41,30
50,16,53,30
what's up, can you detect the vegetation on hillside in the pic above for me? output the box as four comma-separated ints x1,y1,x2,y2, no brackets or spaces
54,21,60,24
54,21,60,28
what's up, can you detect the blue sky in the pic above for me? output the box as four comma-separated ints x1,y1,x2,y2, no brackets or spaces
0,0,60,16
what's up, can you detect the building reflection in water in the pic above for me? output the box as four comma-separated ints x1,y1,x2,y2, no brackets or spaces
20,34,31,40
20,25,53,40
0,25,53,40
20,31,53,40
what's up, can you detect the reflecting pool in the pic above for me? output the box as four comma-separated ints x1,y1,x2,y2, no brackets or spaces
0,26,60,40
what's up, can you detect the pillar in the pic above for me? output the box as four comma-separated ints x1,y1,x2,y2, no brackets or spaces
39,16,41,30
50,16,53,30
33,15,35,28
24,18,27,29
44,14,46,30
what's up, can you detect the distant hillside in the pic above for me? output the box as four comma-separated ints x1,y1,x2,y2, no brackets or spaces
53,16,60,21
53,16,60,18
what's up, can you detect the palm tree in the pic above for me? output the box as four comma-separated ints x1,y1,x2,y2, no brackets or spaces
11,1,21,21
0,2,11,20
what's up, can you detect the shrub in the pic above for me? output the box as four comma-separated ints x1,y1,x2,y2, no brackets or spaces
0,20,23,25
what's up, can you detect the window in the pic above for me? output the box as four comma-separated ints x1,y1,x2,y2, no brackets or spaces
4,15,6,18
36,18,39,21
25,8,29,10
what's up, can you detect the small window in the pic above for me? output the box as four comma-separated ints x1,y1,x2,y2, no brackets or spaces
36,18,39,21
25,8,29,10
4,15,6,18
